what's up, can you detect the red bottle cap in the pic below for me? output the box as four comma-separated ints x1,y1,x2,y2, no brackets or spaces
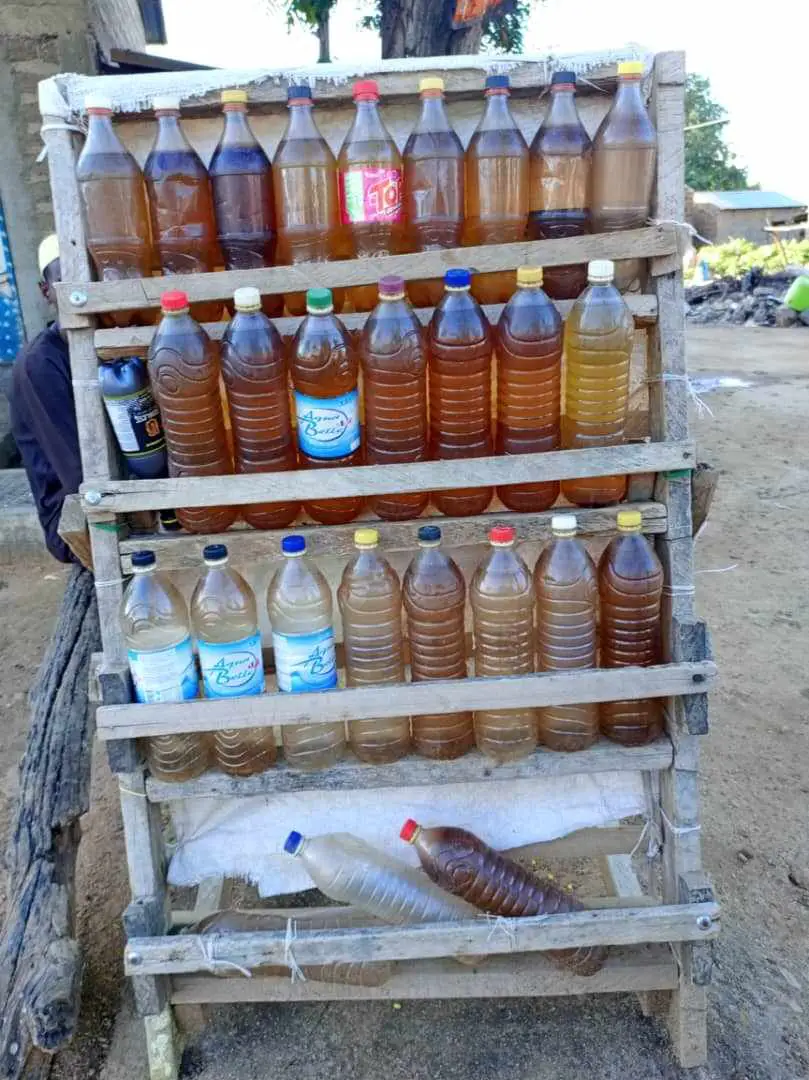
160,289,189,312
353,79,379,101
400,819,420,843
489,525,515,544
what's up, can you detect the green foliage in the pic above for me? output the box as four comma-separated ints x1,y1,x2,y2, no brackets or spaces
685,238,809,281
481,0,531,53
685,74,751,192
282,0,336,31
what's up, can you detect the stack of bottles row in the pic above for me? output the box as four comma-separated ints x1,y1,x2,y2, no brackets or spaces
78,61,657,324
102,258,638,533
122,509,663,782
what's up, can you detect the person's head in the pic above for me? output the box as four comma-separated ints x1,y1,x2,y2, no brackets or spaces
37,234,61,306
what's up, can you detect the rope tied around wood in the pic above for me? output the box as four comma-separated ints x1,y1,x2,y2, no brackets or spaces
196,935,252,980
284,919,307,983
484,913,522,950
645,373,714,419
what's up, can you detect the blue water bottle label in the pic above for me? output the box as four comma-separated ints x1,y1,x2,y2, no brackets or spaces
197,632,265,698
294,389,361,460
128,636,199,704
272,627,338,693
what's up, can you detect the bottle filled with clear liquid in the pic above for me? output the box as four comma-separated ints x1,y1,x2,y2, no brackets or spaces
266,535,344,769
464,75,529,305
527,71,592,299
403,525,474,760
121,550,208,781
221,287,298,530
401,820,607,975
285,830,477,924
210,90,282,317
337,529,410,763
428,268,493,517
273,84,346,316
144,97,222,322
403,77,464,308
190,543,274,776
148,290,237,534
338,80,407,312
562,259,634,507
599,509,664,745
76,94,153,327
591,61,657,292
361,275,429,520
495,266,562,512
471,525,537,762
291,287,363,525
534,514,599,751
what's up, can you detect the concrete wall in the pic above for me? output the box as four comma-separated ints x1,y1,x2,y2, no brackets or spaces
713,207,805,246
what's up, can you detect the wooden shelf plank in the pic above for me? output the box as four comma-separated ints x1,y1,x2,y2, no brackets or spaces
58,226,677,326
97,659,715,742
82,441,694,514
170,945,679,1004
117,501,668,573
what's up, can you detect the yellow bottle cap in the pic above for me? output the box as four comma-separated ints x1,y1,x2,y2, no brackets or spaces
420,77,445,93
354,528,379,547
617,61,644,77
517,266,543,287
221,88,248,104
616,509,643,532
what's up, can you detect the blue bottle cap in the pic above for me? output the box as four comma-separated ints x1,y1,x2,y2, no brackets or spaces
284,830,304,855
203,543,228,563
130,550,156,568
417,524,442,544
288,84,312,100
551,70,577,85
485,74,510,90
444,267,471,289
282,535,306,555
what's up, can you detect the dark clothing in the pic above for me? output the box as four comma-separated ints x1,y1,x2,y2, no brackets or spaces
9,324,81,563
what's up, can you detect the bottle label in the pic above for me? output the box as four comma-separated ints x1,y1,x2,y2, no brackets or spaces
102,387,166,460
272,627,338,693
294,389,361,460
197,632,265,698
340,167,403,224
128,636,199,704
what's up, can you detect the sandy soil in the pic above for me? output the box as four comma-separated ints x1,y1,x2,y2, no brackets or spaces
1,326,808,1080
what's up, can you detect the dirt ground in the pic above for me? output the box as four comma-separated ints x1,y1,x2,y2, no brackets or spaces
1,326,808,1080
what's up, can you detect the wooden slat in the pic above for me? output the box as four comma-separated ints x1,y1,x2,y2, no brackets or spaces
117,501,668,573
170,945,678,1003
57,226,677,326
82,441,694,514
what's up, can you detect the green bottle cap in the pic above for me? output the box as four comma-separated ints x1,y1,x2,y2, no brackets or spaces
306,287,333,313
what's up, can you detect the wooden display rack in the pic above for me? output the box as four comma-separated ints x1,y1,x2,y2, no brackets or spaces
41,51,719,1078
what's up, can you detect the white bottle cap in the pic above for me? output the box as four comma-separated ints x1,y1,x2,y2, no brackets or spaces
85,92,113,111
152,95,181,112
233,287,262,312
551,513,577,535
588,259,614,283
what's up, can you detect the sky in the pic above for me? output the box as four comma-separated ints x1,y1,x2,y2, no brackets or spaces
150,0,807,203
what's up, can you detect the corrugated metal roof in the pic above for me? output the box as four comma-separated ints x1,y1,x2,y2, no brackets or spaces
693,190,806,211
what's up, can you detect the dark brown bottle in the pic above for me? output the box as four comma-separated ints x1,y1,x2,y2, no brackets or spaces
401,819,607,975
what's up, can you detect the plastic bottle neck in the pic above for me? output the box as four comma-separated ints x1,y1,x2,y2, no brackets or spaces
154,110,193,151
132,564,155,575
221,106,256,145
286,99,321,139
86,109,122,151
546,85,581,127
350,98,389,141
480,90,516,131
614,76,646,116
414,93,451,133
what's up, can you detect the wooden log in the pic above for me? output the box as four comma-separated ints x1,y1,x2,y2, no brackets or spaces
691,463,719,539
0,568,99,1079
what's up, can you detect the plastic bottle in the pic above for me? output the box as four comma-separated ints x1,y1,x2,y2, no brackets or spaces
599,509,664,745
591,61,657,292
470,525,537,762
337,529,410,763
284,831,478,924
527,71,592,299
401,820,607,975
360,275,428,520
209,89,282,318
402,525,474,760
291,287,363,525
144,96,221,322
221,287,298,530
403,77,464,308
464,75,529,305
562,259,634,507
428,268,493,517
266,535,345,769
534,514,599,751
190,543,274,777
99,356,167,479
273,84,346,317
121,550,209,781
495,266,562,512
148,290,237,534
338,80,406,312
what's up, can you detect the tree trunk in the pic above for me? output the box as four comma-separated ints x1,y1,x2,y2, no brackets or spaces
380,0,484,58
316,8,331,63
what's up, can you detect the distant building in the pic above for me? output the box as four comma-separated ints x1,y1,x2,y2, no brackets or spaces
690,190,808,246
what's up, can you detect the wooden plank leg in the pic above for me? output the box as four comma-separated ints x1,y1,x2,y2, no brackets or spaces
143,1006,180,1080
